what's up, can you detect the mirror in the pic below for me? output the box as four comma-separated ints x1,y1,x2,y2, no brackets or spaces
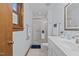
11,3,24,31
12,3,17,11
12,3,18,24
13,12,18,24
64,3,79,30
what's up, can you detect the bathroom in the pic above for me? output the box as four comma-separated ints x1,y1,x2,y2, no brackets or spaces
48,3,79,56
0,2,79,56
1,1,79,59
25,3,79,56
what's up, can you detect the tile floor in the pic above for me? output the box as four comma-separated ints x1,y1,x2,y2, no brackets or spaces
27,45,48,56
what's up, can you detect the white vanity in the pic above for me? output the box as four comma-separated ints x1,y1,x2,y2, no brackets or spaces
48,36,79,56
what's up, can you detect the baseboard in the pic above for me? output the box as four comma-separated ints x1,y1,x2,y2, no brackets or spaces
25,45,31,56
41,43,48,46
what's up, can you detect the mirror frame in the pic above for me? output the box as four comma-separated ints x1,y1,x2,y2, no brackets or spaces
64,3,79,30
12,3,24,31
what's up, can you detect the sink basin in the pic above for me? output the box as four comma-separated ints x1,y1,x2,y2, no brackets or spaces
48,36,79,56
61,40,74,49
60,39,79,52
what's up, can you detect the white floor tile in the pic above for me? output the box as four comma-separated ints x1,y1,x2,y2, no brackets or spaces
27,46,48,56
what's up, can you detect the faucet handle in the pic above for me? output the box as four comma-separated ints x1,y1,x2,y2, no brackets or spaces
76,39,79,44
72,35,79,39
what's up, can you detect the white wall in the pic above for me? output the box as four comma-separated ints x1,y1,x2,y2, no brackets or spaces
41,18,48,43
48,3,65,36
29,4,48,17
13,4,32,56
48,3,79,40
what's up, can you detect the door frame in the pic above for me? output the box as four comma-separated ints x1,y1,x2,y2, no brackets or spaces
32,17,42,45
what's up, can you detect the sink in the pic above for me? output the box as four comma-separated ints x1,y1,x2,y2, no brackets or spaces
60,39,79,52
61,40,74,49
48,36,79,56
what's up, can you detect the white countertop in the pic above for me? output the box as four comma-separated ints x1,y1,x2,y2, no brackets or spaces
48,36,79,56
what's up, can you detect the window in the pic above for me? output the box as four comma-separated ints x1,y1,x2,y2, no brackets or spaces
12,3,24,31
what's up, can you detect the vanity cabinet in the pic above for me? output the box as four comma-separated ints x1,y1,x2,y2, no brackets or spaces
48,38,66,56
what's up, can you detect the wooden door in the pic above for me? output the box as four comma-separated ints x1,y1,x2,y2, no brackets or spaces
0,4,13,56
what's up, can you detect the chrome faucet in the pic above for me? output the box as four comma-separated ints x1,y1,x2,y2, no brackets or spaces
72,35,79,44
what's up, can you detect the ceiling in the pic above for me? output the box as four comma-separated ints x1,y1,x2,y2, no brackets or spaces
29,3,49,17
28,3,67,18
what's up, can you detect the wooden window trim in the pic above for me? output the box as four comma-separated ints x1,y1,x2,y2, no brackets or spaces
13,3,24,31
